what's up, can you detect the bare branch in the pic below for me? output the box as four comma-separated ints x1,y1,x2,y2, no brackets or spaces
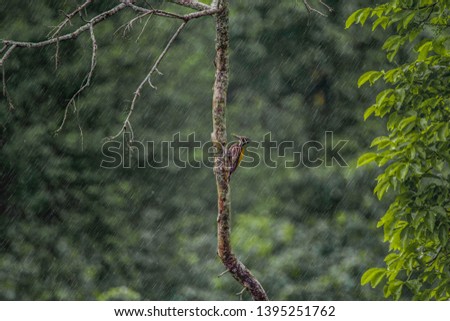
1,3,123,116
128,4,186,20
1,4,130,108
212,1,268,301
1,45,17,109
167,0,211,11
116,3,221,37
54,40,60,70
0,1,218,66
184,7,222,20
47,0,94,38
128,3,220,21
2,1,219,137
56,24,97,134
1,65,6,96
2,3,127,52
109,21,187,140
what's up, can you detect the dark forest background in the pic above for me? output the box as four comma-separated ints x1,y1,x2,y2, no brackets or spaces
0,0,393,300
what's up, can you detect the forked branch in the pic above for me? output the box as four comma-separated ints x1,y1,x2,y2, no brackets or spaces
1,1,220,134
55,24,97,141
109,21,188,141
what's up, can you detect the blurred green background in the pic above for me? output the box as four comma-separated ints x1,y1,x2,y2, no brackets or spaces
1,0,392,300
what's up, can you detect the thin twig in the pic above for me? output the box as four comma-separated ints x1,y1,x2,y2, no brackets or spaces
75,105,85,151
136,14,153,42
54,39,60,70
236,287,246,300
109,21,187,140
303,0,329,17
2,65,14,109
2,65,5,96
319,0,334,12
56,24,97,133
47,0,93,38
115,11,154,37
218,270,229,277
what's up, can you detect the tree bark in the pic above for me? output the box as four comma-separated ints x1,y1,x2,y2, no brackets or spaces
212,0,269,301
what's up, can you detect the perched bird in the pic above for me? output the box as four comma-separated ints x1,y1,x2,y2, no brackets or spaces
227,134,251,180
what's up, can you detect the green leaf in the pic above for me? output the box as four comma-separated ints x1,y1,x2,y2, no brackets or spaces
384,252,399,266
346,8,373,29
374,179,390,200
376,89,394,104
407,146,416,159
357,152,378,167
438,224,448,247
432,206,447,217
384,68,401,83
398,115,417,131
385,280,404,300
370,136,391,149
397,163,409,180
358,71,382,87
364,105,377,120
405,280,422,294
408,28,421,42
361,268,386,287
358,8,372,26
433,39,446,55
426,212,436,232
372,16,390,30
417,41,432,61
382,35,402,51
345,9,364,29
438,123,448,141
403,12,416,29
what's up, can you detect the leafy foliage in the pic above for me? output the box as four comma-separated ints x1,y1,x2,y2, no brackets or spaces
348,0,450,300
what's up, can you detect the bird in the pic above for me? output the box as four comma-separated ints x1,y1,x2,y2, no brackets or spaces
227,134,251,180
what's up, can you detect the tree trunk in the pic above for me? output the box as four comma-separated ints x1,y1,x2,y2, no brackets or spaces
211,0,269,301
